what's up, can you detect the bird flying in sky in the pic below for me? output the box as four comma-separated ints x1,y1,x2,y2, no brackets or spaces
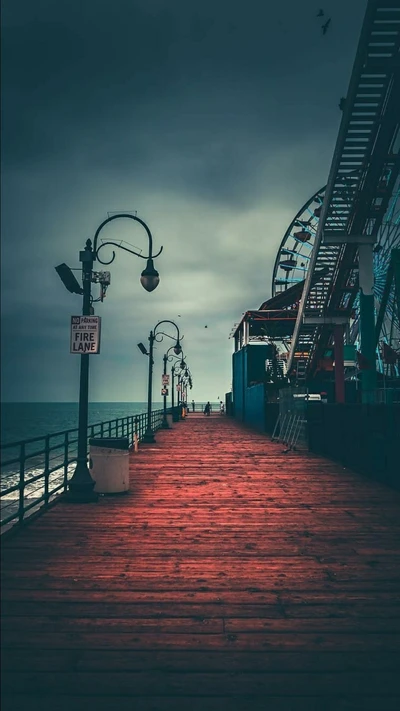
322,18,331,34
316,9,324,17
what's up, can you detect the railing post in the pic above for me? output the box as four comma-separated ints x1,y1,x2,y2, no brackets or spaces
44,435,50,506
64,431,69,492
19,443,25,525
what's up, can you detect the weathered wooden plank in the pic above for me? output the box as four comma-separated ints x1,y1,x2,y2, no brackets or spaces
2,631,400,652
2,615,400,636
2,670,399,695
3,695,400,711
0,615,224,633
4,601,400,619
2,416,400,708
4,588,399,604
2,649,399,673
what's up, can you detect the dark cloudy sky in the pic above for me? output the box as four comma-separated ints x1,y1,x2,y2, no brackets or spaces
1,0,367,402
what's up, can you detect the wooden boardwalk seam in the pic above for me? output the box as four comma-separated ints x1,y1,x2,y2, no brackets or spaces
2,414,400,710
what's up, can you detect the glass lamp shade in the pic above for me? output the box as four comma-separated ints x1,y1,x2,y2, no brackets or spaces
140,258,160,292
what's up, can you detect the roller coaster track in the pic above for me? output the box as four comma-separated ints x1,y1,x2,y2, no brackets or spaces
287,0,400,375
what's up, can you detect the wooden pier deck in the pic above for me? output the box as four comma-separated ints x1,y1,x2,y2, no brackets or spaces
2,414,400,710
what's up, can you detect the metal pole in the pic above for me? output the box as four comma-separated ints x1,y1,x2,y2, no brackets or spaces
177,375,181,419
161,353,169,428
172,365,179,422
143,330,155,442
334,324,345,404
67,239,97,502
359,243,376,403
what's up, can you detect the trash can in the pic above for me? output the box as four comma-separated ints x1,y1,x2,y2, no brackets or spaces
89,437,130,494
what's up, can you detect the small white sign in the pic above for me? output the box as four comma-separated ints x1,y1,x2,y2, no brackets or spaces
161,388,168,396
162,374,170,385
70,316,101,354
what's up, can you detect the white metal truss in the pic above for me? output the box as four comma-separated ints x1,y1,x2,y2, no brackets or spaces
288,0,400,373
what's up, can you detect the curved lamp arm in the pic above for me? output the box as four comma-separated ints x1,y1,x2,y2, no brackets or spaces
92,213,163,266
153,320,182,353
165,345,185,363
93,212,163,264
87,213,162,293
154,320,181,341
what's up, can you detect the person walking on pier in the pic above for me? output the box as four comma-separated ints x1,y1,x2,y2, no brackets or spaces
204,401,211,416
191,400,195,412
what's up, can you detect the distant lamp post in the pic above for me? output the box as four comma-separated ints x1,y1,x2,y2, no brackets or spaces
173,360,192,419
55,214,162,503
171,363,181,422
165,347,188,426
138,320,182,443
180,366,193,409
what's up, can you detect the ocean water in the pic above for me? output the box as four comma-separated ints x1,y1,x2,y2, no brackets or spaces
0,402,162,446
0,401,221,446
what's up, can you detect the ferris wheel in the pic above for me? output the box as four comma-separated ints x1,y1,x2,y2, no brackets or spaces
272,180,400,368
271,187,325,297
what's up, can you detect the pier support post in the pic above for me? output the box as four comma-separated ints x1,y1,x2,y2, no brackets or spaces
359,243,376,404
334,324,345,404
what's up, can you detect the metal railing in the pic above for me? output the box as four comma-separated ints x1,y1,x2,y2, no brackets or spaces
186,402,221,413
0,408,169,533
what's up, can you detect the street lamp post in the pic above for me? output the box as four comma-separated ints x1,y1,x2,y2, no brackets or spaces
169,352,188,422
174,358,186,419
161,346,184,429
162,352,169,429
173,361,192,420
181,372,189,413
58,214,162,503
171,363,179,421
142,320,182,443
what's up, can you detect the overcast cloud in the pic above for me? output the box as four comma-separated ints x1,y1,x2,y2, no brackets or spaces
1,0,367,402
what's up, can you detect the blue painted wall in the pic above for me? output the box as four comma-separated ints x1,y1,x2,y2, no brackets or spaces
245,382,266,431
232,349,245,420
232,345,269,428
